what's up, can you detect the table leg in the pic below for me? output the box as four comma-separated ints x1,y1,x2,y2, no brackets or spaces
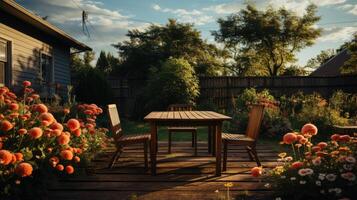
215,121,222,176
212,125,216,156
208,126,212,154
150,122,157,175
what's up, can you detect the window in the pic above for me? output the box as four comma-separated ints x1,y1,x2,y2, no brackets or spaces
0,40,7,87
40,53,53,84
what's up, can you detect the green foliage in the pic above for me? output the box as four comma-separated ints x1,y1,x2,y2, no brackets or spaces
213,4,321,76
73,67,113,106
113,19,225,78
143,58,199,114
281,65,308,76
305,49,335,70
341,34,357,75
95,51,119,74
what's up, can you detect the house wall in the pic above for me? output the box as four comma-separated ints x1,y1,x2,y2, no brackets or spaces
0,10,71,95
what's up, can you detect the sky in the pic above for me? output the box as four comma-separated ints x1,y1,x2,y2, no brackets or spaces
16,0,357,66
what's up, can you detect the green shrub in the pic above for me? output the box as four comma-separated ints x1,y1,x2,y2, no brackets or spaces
143,57,199,113
73,67,114,106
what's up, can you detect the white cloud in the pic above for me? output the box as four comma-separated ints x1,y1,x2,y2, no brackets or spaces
319,26,357,42
203,2,243,14
310,0,346,6
347,4,357,15
152,4,213,25
338,4,354,10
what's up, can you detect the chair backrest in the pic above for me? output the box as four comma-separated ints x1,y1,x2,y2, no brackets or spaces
167,104,193,111
107,104,123,140
245,104,265,140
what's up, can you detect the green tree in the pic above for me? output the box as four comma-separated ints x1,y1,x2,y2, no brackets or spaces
281,65,308,76
305,49,335,70
213,4,321,76
96,51,110,73
83,51,95,67
341,34,357,75
113,19,224,78
143,57,199,113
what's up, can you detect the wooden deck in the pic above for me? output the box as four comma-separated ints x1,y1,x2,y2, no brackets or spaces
48,142,278,200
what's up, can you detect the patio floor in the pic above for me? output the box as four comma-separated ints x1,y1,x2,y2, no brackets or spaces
48,142,278,200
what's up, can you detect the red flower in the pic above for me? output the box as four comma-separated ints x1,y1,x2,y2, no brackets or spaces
291,161,304,169
301,123,318,135
17,128,27,135
340,135,351,142
331,134,341,141
22,81,31,87
15,162,33,177
251,167,263,177
60,150,73,160
8,103,19,111
14,153,23,162
35,104,48,113
39,113,55,126
317,142,328,149
56,164,64,171
57,134,70,145
65,165,74,174
283,132,297,144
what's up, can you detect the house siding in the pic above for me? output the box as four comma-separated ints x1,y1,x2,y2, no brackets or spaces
0,10,71,95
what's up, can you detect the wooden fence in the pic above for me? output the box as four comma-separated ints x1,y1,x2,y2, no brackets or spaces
107,75,357,117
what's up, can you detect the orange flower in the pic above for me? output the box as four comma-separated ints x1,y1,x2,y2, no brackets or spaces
312,146,321,152
331,134,341,141
283,132,297,144
8,103,19,111
57,134,70,145
39,113,55,126
35,104,48,113
74,156,80,163
301,123,318,135
17,128,27,135
56,164,64,171
67,119,80,131
23,80,31,87
1,120,13,132
251,167,263,177
63,108,70,114
340,135,351,142
317,142,328,149
291,161,304,169
65,165,74,174
29,127,43,139
60,150,73,160
0,150,13,165
51,122,64,132
52,129,62,137
72,128,81,137
14,153,23,162
15,162,33,177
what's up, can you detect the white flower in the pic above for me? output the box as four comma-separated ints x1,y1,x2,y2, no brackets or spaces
343,164,354,171
280,175,286,179
298,168,314,176
326,174,337,182
316,180,321,186
284,156,293,162
300,180,306,184
312,157,322,166
320,190,325,194
318,173,326,180
329,188,342,194
275,198,282,200
290,177,296,181
264,183,271,188
345,156,356,164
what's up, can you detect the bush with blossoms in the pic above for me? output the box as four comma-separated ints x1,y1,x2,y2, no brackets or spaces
251,123,357,200
0,81,108,197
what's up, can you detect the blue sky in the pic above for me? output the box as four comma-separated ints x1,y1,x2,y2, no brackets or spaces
17,0,357,66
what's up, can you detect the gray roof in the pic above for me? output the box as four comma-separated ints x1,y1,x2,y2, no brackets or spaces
310,49,350,77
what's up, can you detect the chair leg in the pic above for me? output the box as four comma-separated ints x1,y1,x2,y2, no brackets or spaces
246,146,254,161
249,146,261,167
144,141,148,170
108,147,122,169
194,130,197,156
223,141,228,171
191,131,194,147
168,131,172,154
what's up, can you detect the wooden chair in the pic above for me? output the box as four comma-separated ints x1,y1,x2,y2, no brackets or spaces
222,104,265,171
107,104,150,169
167,104,197,155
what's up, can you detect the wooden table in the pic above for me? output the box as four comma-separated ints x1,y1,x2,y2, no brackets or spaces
144,111,231,176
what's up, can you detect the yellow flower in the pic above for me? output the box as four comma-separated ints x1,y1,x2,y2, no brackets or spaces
224,182,233,188
278,152,287,158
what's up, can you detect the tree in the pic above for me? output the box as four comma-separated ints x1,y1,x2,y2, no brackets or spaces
83,51,95,67
96,51,110,73
213,4,321,76
143,57,199,113
112,19,224,78
341,34,357,75
305,49,335,70
281,65,308,76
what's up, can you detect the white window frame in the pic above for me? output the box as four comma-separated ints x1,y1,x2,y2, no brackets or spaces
39,51,54,85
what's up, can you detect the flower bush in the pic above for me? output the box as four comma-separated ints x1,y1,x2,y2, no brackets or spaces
251,123,357,200
0,81,108,197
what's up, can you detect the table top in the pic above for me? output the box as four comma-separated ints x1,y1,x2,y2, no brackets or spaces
144,111,231,121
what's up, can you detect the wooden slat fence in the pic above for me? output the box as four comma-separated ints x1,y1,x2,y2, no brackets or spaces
107,75,357,117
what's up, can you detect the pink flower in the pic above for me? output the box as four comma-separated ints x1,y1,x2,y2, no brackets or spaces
298,168,314,176
345,156,356,164
341,172,356,181
312,157,322,166
283,132,297,144
301,123,318,135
